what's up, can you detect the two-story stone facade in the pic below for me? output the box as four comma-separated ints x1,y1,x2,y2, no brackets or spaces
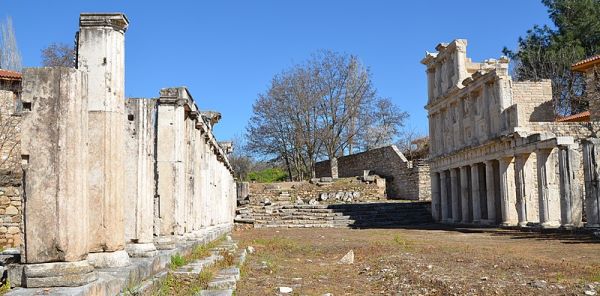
423,39,599,228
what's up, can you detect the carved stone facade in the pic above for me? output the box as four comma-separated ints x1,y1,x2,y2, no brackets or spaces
5,13,236,293
424,39,599,228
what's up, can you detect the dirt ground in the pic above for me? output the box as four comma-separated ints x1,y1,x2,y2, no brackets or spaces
233,226,600,296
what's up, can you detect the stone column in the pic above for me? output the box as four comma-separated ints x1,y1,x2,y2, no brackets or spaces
450,168,461,223
558,146,583,228
498,156,518,226
124,98,158,257
439,170,449,223
514,153,531,227
484,160,496,224
583,139,600,228
430,172,441,221
470,164,481,223
460,166,470,223
77,13,130,268
155,88,188,248
536,148,561,228
19,68,97,287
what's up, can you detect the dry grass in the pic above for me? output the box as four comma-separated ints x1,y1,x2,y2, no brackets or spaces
234,227,600,295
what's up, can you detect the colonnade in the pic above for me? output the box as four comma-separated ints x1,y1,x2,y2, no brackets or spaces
430,145,583,228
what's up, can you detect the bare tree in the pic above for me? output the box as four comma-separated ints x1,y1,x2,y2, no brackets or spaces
247,50,407,180
0,17,22,71
41,43,76,67
396,127,429,161
357,97,409,151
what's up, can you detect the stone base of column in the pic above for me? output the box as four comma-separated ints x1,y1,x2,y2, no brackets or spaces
19,260,97,288
585,223,600,229
480,219,495,225
126,243,158,258
559,224,576,230
540,221,561,229
518,221,528,227
500,221,518,227
154,236,178,250
87,250,130,268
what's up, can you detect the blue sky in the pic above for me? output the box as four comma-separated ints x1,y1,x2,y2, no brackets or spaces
1,1,552,142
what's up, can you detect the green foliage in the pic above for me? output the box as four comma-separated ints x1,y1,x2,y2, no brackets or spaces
503,0,600,115
170,254,187,269
0,279,10,295
247,168,288,183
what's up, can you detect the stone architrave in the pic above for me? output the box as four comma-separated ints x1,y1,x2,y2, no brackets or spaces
20,67,97,287
583,139,600,228
77,13,130,267
124,98,158,257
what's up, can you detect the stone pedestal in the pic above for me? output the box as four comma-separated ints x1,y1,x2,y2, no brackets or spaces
78,13,130,266
20,67,95,287
86,250,130,268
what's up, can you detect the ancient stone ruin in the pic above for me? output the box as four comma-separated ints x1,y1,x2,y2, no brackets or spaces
315,145,431,200
424,39,600,228
0,13,236,294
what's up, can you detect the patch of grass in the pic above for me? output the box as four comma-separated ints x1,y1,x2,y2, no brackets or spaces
170,254,187,269
197,269,213,290
555,272,566,283
248,168,288,183
393,234,413,251
0,279,10,295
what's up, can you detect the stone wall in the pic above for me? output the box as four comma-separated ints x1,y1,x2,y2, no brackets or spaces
512,80,555,124
314,145,431,200
245,177,386,206
0,87,22,249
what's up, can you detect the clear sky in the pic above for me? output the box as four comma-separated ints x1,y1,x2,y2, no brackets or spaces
1,0,552,142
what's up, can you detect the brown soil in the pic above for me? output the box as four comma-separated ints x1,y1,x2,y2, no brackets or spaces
233,226,600,295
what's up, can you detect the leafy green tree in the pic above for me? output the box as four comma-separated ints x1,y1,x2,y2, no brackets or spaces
503,0,600,115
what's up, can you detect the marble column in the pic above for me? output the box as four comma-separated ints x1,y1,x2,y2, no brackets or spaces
499,157,518,226
450,168,461,223
583,139,600,228
514,153,530,227
558,146,583,228
536,148,561,228
19,68,97,287
78,13,130,268
155,88,188,248
485,160,497,224
124,98,158,257
460,166,470,223
471,164,481,223
440,170,449,222
430,172,441,221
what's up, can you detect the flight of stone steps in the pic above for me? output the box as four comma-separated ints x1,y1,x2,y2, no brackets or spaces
235,202,432,228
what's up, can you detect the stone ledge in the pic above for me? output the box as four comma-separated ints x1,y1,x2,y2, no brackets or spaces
6,224,232,296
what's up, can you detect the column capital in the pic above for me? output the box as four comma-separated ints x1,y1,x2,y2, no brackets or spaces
80,13,129,32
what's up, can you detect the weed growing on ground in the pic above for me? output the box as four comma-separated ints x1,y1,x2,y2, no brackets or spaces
198,269,213,290
0,280,10,295
393,234,413,251
170,254,187,269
